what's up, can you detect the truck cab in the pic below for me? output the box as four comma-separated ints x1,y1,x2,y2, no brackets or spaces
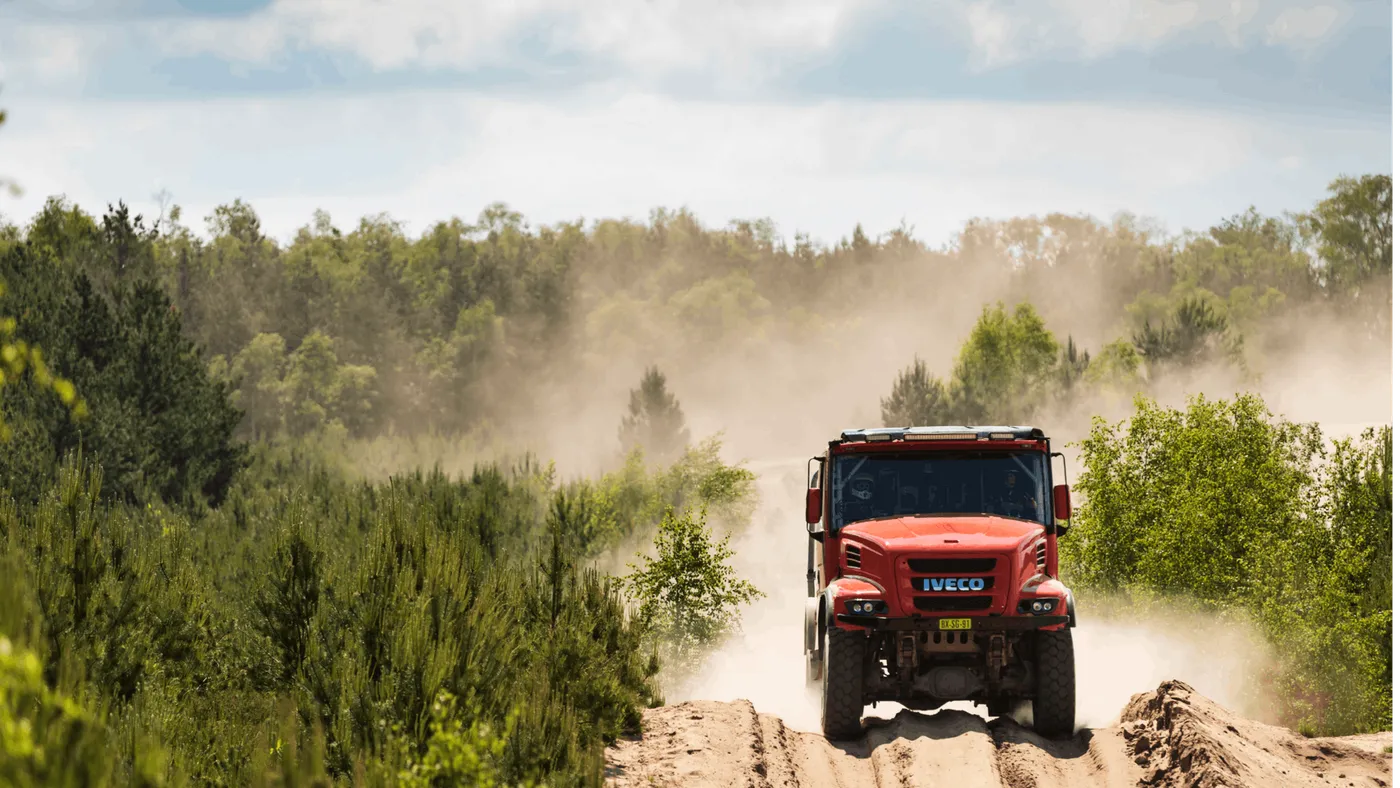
802,425,1077,739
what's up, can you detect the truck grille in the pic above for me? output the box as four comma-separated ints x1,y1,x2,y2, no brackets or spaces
910,576,996,592
914,596,992,612
908,558,996,573
845,544,861,569
897,552,1012,616
1035,540,1047,571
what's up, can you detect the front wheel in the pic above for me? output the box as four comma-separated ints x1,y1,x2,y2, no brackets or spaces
820,626,865,740
1032,629,1076,738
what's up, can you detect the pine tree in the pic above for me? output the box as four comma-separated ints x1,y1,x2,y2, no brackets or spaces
880,356,953,427
1057,335,1091,391
618,365,690,463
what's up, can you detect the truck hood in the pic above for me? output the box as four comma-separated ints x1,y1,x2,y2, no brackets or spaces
842,514,1043,552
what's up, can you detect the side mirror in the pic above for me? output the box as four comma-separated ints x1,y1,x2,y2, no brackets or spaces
1052,484,1072,522
805,487,822,526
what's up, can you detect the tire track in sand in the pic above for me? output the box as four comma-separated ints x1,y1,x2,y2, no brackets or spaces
604,683,1391,788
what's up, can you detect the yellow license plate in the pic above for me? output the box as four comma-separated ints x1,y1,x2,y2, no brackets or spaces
939,618,972,631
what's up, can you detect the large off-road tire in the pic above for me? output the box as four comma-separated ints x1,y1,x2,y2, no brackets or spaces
820,626,866,740
1032,628,1076,738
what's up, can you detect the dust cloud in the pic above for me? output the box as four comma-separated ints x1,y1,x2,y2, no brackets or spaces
641,289,1388,732
1071,610,1278,728
507,278,1389,488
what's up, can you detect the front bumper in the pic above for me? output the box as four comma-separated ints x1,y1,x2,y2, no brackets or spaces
835,614,1069,631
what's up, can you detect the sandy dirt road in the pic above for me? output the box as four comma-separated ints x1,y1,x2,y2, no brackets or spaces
605,681,1392,788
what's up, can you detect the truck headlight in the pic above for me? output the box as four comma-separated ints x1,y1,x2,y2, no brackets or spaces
845,599,887,615
1017,598,1059,614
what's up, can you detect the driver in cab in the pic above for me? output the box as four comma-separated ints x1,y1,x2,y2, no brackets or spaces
992,470,1039,520
841,473,878,523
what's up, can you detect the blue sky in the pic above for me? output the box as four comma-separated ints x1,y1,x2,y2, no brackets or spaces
0,0,1391,246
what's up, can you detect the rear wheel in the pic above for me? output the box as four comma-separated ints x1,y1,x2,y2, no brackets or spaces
1032,629,1076,738
820,626,865,740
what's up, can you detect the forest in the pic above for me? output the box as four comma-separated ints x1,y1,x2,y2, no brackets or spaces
0,140,1390,786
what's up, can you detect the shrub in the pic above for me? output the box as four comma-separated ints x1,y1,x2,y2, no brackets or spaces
624,506,763,682
1061,394,1391,734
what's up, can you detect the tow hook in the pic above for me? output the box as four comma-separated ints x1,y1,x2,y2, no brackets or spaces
987,634,1007,684
898,634,916,697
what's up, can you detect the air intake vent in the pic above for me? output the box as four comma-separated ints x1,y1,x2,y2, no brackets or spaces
914,596,992,612
908,558,996,574
845,544,862,569
1035,540,1047,571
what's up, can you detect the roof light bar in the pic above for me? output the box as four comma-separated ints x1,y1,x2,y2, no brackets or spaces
838,426,1046,443
905,432,978,441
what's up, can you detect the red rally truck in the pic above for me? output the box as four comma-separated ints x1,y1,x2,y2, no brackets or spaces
802,425,1078,739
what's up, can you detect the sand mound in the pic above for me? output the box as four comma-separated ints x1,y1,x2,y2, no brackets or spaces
604,681,1391,788
1119,680,1391,787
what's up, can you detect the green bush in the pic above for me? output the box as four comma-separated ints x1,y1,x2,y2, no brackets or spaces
0,636,115,788
1061,393,1391,734
390,691,515,788
624,506,763,682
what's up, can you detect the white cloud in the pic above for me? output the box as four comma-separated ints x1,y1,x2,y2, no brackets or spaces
559,0,857,70
948,0,1347,69
0,90,1385,248
1265,4,1344,47
0,0,1361,97
146,0,869,82
0,23,105,87
962,1,1022,69
1061,0,1214,57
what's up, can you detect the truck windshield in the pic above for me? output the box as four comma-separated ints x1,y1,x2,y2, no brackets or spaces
829,450,1051,531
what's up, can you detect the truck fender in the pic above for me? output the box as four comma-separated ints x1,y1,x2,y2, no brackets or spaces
821,582,842,626
804,596,823,654
1065,588,1077,628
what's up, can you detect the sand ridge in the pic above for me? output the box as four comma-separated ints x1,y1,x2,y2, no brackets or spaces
604,681,1392,788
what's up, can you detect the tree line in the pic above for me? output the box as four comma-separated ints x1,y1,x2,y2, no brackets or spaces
1,173,1387,475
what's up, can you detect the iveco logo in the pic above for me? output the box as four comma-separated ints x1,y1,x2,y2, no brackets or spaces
920,577,986,592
